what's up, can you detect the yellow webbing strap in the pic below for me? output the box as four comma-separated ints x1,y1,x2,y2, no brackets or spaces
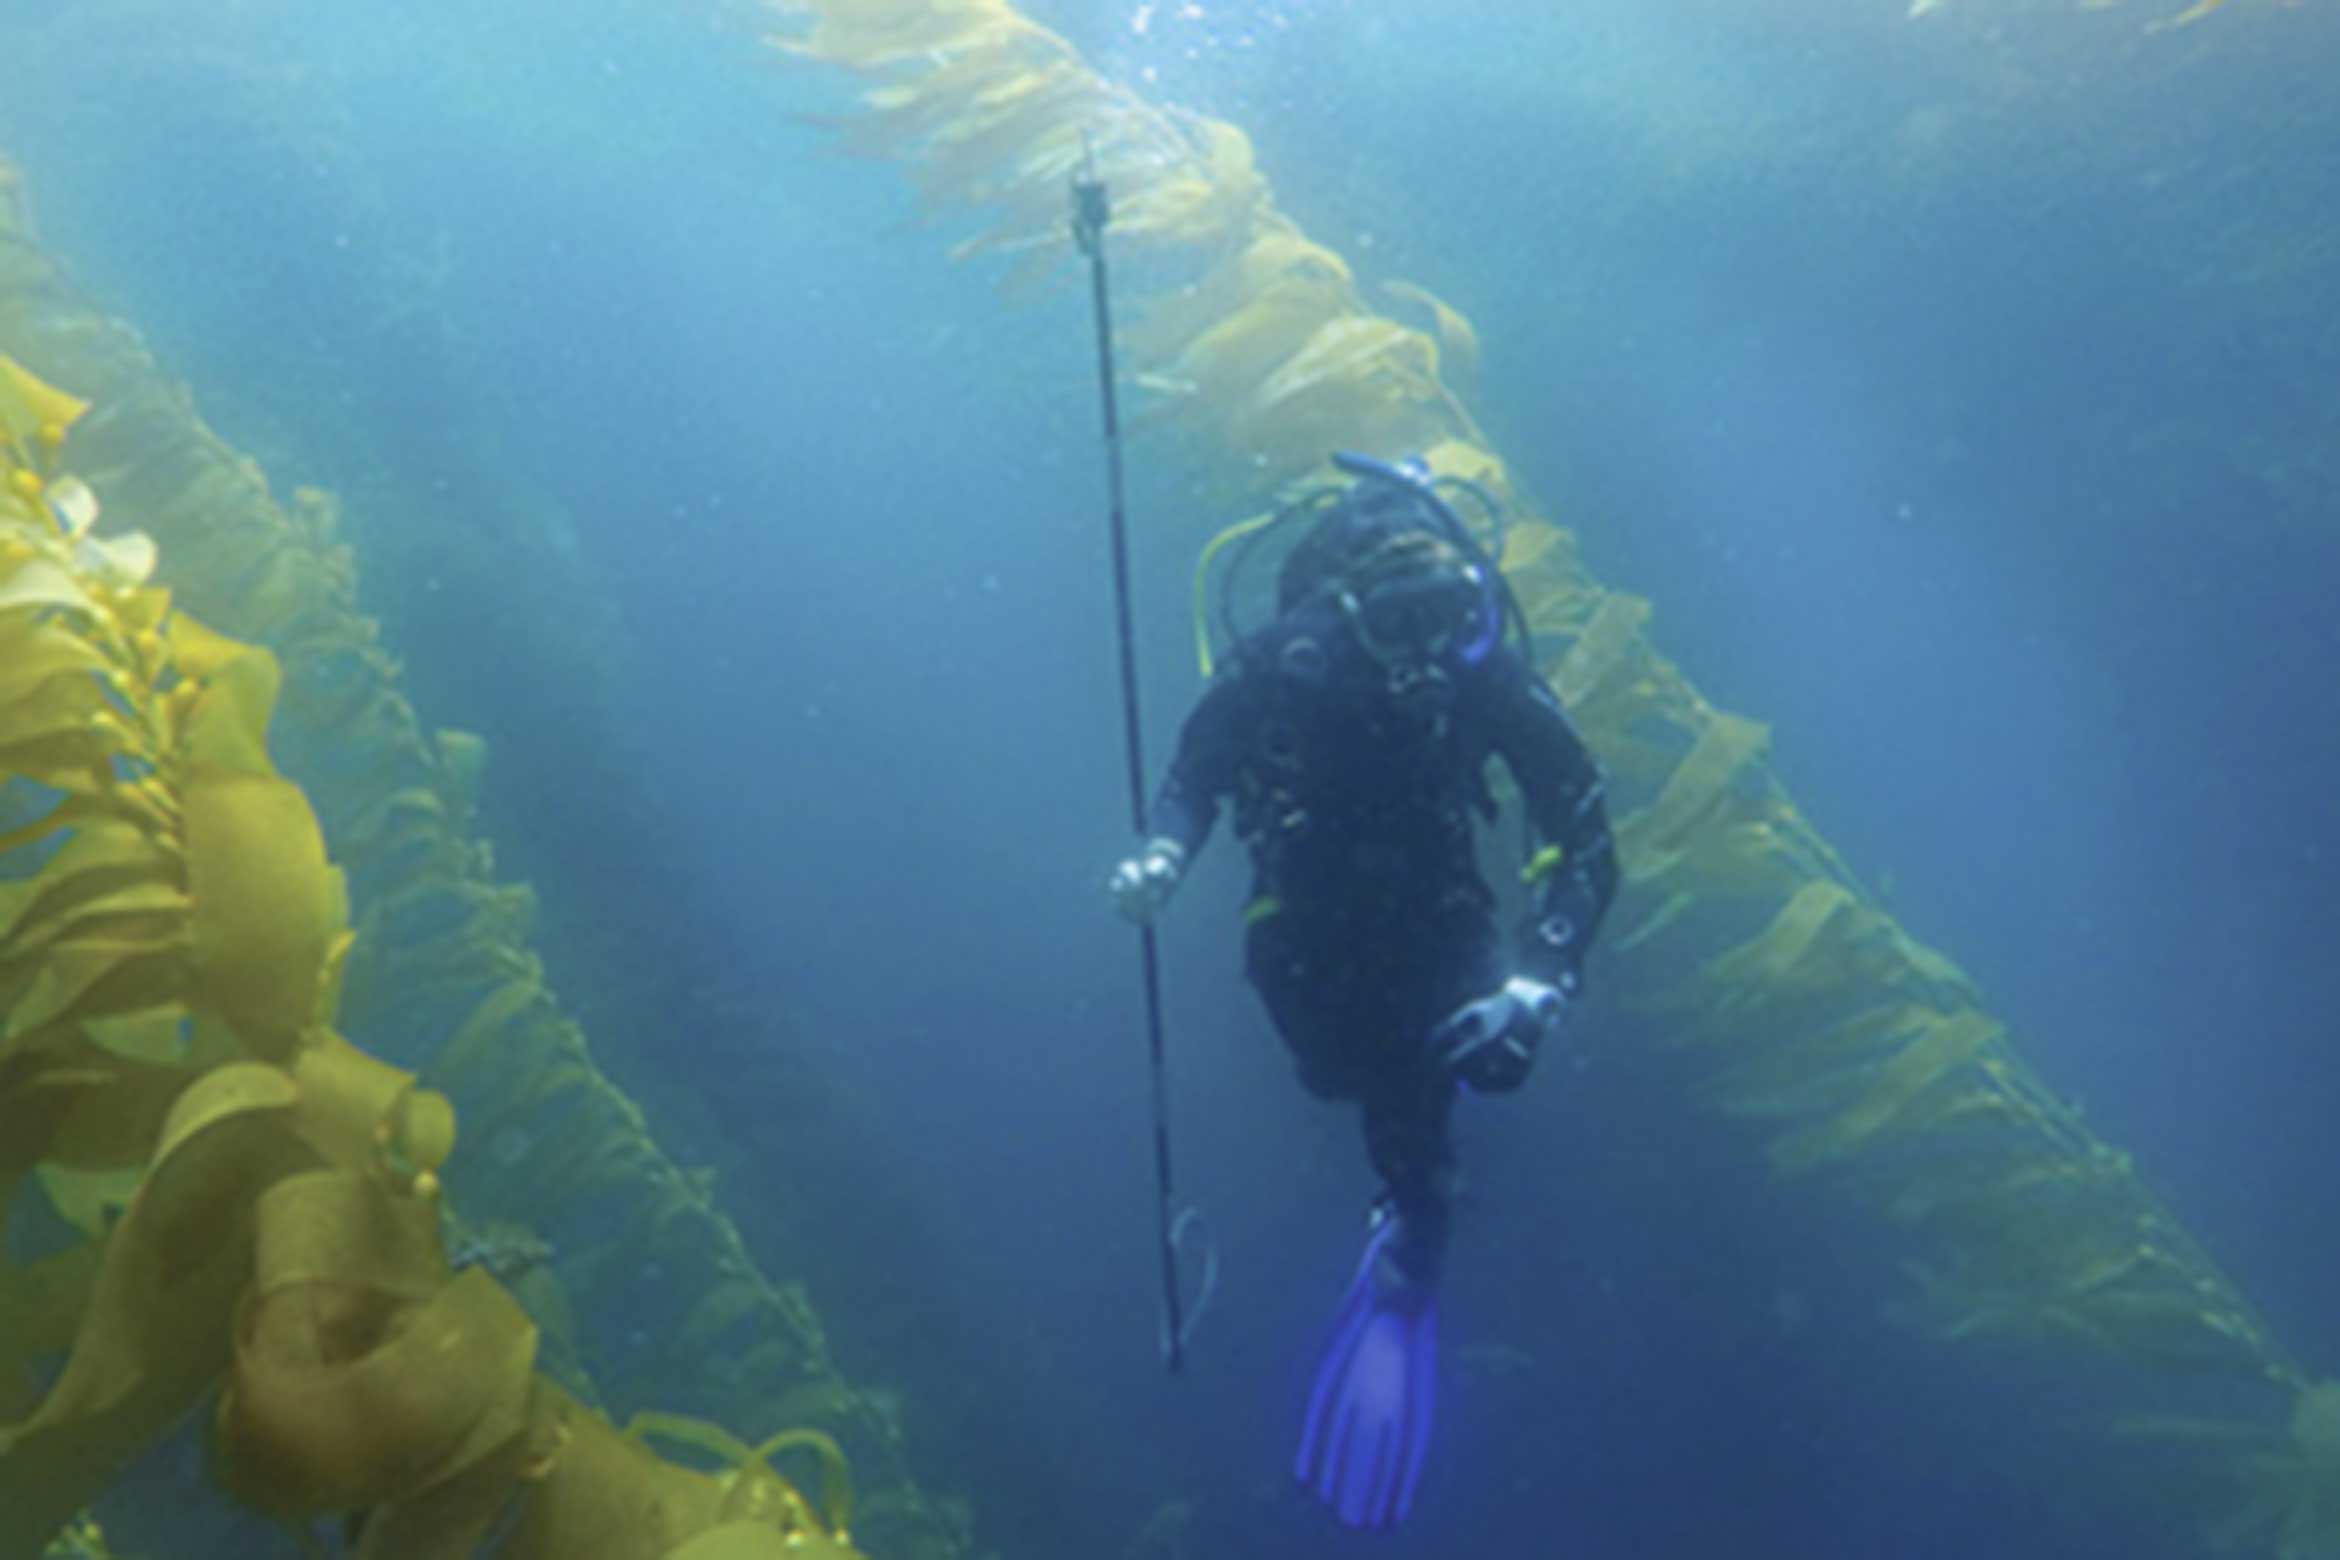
1192,510,1280,677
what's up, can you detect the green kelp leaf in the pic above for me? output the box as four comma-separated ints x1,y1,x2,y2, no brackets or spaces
1698,879,1858,1001
8,938,188,1041
1610,889,1696,954
0,620,108,706
1884,1145,2132,1230
1382,279,1480,384
0,356,85,460
433,978,553,1083
1619,711,1768,868
1771,1009,2002,1176
1155,279,1346,404
1634,816,1814,906
0,814,175,944
2065,1288,2276,1378
1248,317,1436,415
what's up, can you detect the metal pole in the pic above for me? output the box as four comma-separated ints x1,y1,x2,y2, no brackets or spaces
1071,136,1187,1372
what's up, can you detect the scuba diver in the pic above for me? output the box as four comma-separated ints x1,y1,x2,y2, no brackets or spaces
1108,452,1618,1530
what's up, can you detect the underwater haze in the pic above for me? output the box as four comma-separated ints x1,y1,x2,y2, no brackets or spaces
2,0,2337,1555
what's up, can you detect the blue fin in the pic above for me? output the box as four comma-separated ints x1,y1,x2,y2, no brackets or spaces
1293,1219,1439,1529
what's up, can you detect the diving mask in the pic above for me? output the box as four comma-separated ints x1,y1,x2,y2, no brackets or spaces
1337,533,1494,672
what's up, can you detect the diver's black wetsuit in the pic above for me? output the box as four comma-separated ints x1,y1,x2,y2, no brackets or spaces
1149,591,1617,1279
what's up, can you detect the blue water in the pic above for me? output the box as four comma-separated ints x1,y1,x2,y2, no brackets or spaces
2,0,2335,1555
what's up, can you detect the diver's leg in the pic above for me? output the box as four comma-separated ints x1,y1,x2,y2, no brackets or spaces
1359,900,1506,1277
1297,1014,1451,1530
1360,1062,1456,1280
1244,909,1368,1100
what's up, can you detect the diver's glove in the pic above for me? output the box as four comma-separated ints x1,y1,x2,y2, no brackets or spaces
1109,837,1188,925
1430,975,1565,1093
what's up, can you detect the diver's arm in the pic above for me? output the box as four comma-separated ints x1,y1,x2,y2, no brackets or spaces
1146,670,1252,860
1490,656,1618,991
1113,672,1251,923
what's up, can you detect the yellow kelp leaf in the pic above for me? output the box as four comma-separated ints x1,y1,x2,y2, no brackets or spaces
1502,522,1570,574
1160,281,1353,402
625,1409,755,1475
340,1382,565,1559
78,1001,197,1070
1238,227,1353,292
185,766,346,1057
7,939,187,1041
435,728,488,810
741,1428,855,1541
0,553,94,617
0,717,134,796
72,529,157,591
0,618,106,701
626,1415,859,1556
917,74,1097,203
497,1383,728,1556
1619,711,1769,866
1249,316,1438,415
381,1081,457,1184
1114,168,1255,249
179,636,280,777
837,49,1020,157
312,926,354,1030
1416,437,1507,489
0,356,86,463
777,3,1030,72
668,1521,829,1559
17,1053,186,1175
343,784,448,854
1636,817,1811,908
160,607,247,683
0,815,174,943
148,1059,300,1164
1189,115,1265,203
31,1164,143,1239
1383,279,1482,384
0,1240,101,1371
1144,226,1352,339
1700,879,1858,995
2063,1289,2271,1375
1703,1005,1925,1113
275,1034,454,1188
1609,888,1696,954
941,58,1089,143
44,477,97,542
2048,1240,2188,1299
1550,591,1651,710
0,1061,309,1556
2148,0,2229,27
0,652,116,743
1867,1082,2036,1146
1771,1008,2003,1175
2,879,187,963
434,977,551,1081
1886,1144,2130,1230
216,1175,526,1518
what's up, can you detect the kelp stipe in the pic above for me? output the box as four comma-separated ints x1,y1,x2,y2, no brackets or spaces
0,355,871,1560
0,152,968,1559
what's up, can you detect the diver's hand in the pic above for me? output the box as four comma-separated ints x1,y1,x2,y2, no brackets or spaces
1109,838,1187,925
1432,976,1564,1093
